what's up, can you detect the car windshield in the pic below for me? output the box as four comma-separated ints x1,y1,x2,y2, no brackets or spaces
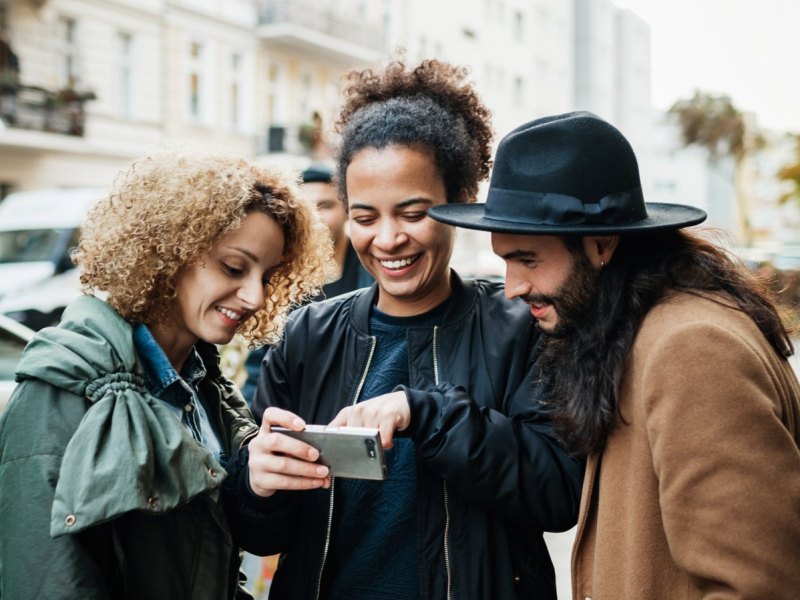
0,229,65,263
0,327,26,380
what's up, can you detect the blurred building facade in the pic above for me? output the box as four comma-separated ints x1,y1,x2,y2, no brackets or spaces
749,131,800,248
4,0,783,258
0,0,653,195
0,0,261,191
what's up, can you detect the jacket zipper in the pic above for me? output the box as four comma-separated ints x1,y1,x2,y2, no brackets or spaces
315,336,377,600
432,325,452,600
238,427,258,450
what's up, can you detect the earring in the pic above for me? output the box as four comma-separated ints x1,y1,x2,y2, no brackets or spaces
600,260,606,269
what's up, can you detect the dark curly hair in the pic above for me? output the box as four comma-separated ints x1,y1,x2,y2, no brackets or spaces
335,59,493,204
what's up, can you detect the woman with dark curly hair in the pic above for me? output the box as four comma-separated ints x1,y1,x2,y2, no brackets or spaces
0,150,332,599
242,59,583,599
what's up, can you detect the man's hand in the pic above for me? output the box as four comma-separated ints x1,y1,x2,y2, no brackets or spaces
247,407,331,497
328,391,411,449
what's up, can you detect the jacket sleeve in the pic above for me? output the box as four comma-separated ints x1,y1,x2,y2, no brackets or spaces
0,380,109,599
223,445,299,556
229,325,304,555
250,318,300,423
400,360,583,532
640,320,800,598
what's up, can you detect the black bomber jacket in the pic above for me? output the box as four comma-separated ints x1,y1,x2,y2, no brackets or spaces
227,273,583,600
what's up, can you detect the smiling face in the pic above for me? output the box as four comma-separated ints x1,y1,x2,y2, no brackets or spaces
492,233,608,336
346,146,455,316
152,211,285,367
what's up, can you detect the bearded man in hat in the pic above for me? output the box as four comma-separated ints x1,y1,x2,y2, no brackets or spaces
429,111,800,599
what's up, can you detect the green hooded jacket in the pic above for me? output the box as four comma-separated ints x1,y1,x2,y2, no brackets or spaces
0,296,259,599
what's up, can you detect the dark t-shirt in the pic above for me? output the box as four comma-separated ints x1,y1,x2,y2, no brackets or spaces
323,300,449,600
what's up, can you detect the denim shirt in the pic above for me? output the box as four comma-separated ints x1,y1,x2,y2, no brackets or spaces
132,324,226,465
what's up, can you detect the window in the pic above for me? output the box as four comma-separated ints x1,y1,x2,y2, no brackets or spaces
513,76,524,107
56,16,79,88
299,72,312,123
116,31,133,118
229,52,242,128
0,183,13,203
187,41,204,121
0,3,9,33
266,62,286,124
513,10,524,40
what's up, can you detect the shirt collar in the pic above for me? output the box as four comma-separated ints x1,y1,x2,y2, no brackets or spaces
132,324,206,397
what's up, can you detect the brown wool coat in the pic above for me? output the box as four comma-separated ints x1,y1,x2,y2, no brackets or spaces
572,292,800,600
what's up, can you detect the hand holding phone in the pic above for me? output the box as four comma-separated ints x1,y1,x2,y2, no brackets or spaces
247,407,332,498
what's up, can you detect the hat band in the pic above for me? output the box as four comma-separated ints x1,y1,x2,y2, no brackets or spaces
484,186,648,226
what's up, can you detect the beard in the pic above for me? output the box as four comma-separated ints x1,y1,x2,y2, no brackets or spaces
525,250,600,338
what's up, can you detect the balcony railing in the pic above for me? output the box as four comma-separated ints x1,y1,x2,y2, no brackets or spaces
258,124,316,156
257,0,386,53
0,83,96,137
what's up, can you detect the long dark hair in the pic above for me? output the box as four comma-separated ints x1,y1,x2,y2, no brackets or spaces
540,229,794,456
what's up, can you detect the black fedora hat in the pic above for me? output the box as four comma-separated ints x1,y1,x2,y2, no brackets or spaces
428,111,706,234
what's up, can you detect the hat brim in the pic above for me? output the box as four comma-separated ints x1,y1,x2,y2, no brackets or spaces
428,202,707,235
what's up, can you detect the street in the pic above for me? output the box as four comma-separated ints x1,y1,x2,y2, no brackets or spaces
545,529,575,599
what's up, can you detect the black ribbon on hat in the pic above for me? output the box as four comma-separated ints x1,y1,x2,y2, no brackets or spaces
484,186,648,226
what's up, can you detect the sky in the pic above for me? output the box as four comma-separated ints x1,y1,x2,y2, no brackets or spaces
612,0,800,133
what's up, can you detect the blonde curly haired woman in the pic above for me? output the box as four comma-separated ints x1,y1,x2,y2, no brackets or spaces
0,150,332,599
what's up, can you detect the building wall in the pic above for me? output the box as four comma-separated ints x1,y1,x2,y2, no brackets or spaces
394,0,573,139
573,0,616,121
614,8,652,154
0,0,261,192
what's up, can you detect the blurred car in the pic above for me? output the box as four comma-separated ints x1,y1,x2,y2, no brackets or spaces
0,267,82,330
0,313,34,415
0,187,101,301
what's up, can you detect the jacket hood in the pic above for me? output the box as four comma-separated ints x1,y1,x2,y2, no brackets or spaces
15,294,142,394
15,295,223,538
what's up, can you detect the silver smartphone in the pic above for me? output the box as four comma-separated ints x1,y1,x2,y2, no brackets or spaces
271,425,387,481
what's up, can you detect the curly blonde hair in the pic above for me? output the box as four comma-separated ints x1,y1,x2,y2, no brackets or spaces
75,150,334,344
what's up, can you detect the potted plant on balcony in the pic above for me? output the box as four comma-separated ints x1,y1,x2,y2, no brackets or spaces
45,87,97,136
0,70,19,94
55,87,97,104
298,122,317,154
0,71,19,126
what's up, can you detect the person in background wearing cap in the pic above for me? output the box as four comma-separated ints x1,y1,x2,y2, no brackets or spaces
295,162,373,299
429,111,800,599
241,163,373,404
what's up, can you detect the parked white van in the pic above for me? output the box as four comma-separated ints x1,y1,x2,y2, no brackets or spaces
0,188,101,327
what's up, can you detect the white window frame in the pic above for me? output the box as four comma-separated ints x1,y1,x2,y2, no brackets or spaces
56,15,79,89
116,31,134,119
186,40,207,124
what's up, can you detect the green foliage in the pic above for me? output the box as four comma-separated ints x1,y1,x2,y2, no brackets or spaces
778,135,800,206
669,90,745,160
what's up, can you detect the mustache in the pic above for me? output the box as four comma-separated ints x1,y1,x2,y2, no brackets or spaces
520,294,556,306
